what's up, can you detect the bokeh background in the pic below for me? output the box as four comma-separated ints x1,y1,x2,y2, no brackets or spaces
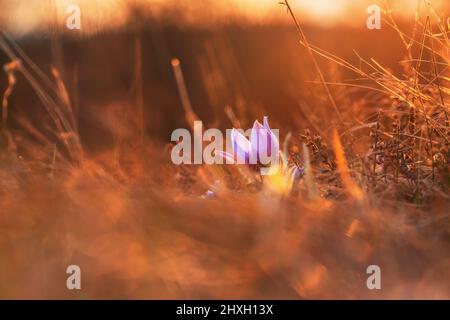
0,0,449,299
2,0,449,150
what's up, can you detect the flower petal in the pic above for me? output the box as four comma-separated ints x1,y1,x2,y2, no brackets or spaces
289,166,304,182
250,120,265,163
231,128,251,164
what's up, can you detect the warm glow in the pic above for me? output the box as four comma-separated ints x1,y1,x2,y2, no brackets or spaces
1,0,448,35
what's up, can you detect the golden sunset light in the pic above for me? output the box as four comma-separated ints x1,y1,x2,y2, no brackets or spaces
0,0,448,308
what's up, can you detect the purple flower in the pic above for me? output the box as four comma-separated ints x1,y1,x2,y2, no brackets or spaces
218,116,279,166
